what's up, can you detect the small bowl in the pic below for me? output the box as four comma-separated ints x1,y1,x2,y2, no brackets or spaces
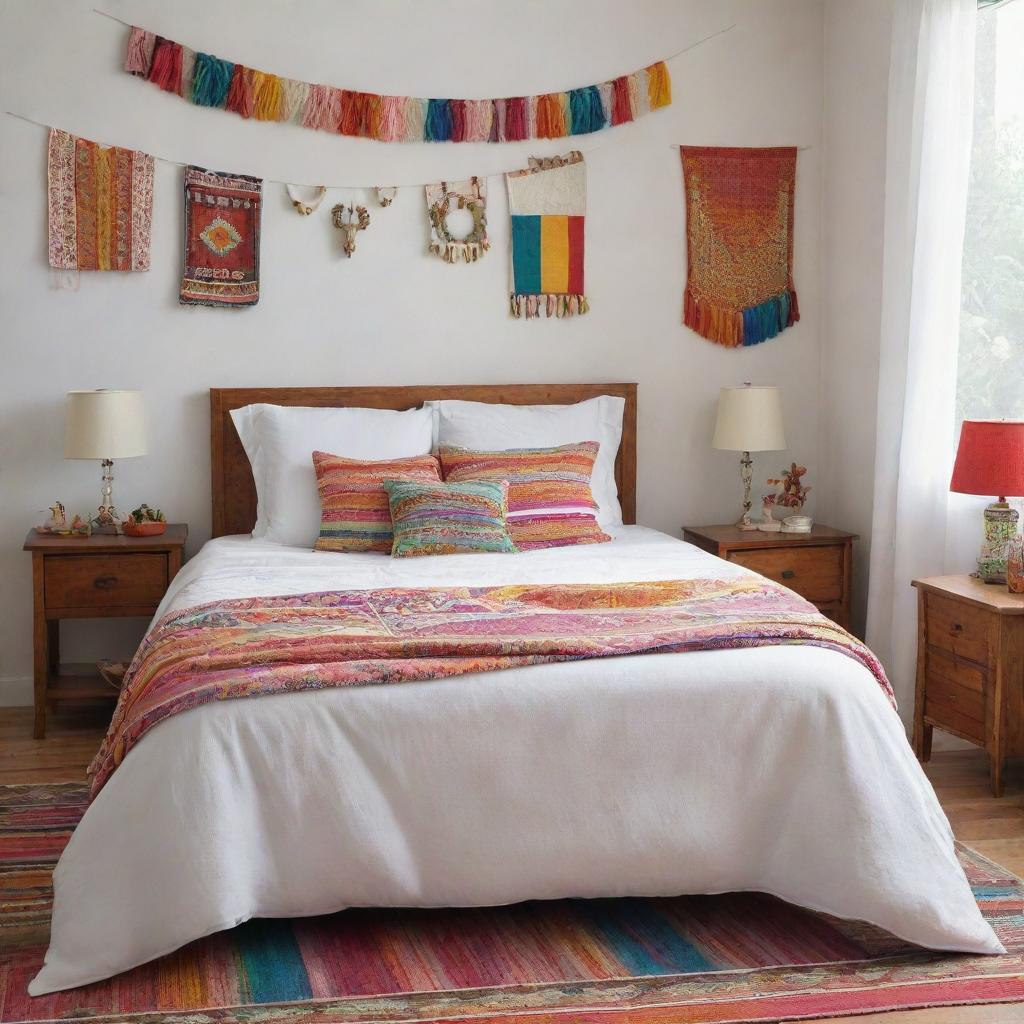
122,520,167,537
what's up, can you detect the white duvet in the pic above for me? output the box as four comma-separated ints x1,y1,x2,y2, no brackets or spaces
30,527,1001,995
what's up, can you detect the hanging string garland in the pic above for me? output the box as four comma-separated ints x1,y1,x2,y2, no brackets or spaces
120,23,673,144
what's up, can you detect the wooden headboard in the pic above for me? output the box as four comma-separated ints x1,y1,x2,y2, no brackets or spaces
210,384,638,537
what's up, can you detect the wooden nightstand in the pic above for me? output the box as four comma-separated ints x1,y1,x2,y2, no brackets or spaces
23,525,187,738
682,524,857,630
912,574,1024,797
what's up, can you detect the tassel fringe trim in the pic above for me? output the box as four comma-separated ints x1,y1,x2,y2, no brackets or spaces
510,293,590,319
683,287,799,347
430,241,489,264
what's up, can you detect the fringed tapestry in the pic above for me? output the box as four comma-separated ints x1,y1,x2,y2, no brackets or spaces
680,146,799,347
506,152,588,319
180,165,262,308
122,24,672,144
47,128,154,272
426,177,489,263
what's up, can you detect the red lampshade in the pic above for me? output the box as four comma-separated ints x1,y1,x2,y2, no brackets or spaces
950,420,1024,498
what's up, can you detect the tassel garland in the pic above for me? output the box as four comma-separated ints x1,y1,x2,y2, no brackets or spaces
510,294,590,319
121,23,673,143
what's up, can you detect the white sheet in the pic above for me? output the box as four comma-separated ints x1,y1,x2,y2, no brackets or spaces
30,527,1002,995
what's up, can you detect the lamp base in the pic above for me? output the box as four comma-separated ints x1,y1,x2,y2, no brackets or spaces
975,500,1019,584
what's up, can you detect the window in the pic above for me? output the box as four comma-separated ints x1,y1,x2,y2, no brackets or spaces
956,0,1024,424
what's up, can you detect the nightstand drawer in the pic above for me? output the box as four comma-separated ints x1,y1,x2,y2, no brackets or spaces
924,648,986,723
924,592,991,667
727,545,843,604
44,554,168,612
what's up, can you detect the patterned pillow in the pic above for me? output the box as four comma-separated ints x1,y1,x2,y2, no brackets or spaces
384,479,516,558
313,451,441,553
438,441,611,550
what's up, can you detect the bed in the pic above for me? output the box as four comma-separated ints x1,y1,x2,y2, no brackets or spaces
30,384,1000,996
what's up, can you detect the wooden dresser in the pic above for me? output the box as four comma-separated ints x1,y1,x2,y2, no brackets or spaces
23,526,188,739
912,574,1024,796
682,524,856,630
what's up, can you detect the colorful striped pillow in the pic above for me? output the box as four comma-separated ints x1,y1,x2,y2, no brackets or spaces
313,451,441,553
438,441,612,550
384,479,516,558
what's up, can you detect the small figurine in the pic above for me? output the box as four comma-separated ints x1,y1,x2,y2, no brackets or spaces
70,514,92,537
331,203,371,258
45,501,67,531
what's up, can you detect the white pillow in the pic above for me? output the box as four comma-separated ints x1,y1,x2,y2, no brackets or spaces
230,403,434,546
427,396,625,528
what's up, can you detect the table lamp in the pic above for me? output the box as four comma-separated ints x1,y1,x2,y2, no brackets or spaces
64,389,147,530
712,383,786,530
950,419,1024,584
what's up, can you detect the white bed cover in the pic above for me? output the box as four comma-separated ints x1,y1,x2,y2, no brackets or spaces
30,527,1001,994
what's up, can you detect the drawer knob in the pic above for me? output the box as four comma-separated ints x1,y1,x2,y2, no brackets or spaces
93,575,118,590
950,623,963,635
781,569,796,580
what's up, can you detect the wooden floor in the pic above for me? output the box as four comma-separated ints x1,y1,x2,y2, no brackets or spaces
2,707,1023,1023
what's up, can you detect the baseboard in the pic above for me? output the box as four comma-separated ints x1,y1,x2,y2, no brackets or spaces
0,676,32,707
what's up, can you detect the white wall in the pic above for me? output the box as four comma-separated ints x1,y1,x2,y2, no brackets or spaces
0,0,828,704
818,0,893,638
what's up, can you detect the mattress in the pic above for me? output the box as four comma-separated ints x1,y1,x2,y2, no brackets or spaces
30,526,1001,994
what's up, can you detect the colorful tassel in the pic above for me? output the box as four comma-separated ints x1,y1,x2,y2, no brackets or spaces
535,93,566,139
647,60,672,109
179,46,196,100
365,93,383,139
683,289,799,348
280,78,309,123
403,97,426,142
191,52,234,108
124,26,156,76
611,75,634,126
425,99,453,142
302,84,341,132
503,97,528,141
568,85,605,135
252,70,283,121
226,64,255,118
628,68,650,118
597,82,615,125
461,99,492,142
147,38,183,94
449,99,467,143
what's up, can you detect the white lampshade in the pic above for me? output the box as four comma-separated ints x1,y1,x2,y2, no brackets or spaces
712,384,786,453
64,390,147,460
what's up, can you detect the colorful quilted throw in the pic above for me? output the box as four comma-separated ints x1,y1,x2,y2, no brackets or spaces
88,577,892,797
680,146,799,347
47,128,154,272
506,152,588,318
180,165,262,308
426,177,489,263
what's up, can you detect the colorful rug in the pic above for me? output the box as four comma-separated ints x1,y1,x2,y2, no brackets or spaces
180,165,261,308
2,783,1023,1024
680,145,799,347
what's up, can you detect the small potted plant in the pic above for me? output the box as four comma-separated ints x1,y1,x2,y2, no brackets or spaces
122,503,167,537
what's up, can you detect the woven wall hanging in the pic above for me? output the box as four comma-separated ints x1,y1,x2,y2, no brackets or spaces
122,24,671,144
180,166,262,308
506,152,587,318
47,128,154,272
680,146,799,347
426,178,489,263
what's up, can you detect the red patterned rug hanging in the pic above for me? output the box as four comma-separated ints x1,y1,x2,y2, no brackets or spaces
47,128,153,272
180,165,262,308
680,146,799,347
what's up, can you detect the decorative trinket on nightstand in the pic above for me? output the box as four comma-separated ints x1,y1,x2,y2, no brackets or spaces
331,203,370,257
782,514,814,534
34,503,92,537
766,463,812,514
121,503,167,536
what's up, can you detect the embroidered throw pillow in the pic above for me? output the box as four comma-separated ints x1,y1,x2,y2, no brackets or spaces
384,479,516,558
438,441,611,550
313,451,442,553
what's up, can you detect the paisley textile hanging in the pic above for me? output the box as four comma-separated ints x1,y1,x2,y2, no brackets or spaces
47,128,154,272
680,146,799,347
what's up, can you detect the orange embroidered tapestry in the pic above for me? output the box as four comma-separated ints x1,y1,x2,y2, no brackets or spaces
47,128,154,272
680,146,799,347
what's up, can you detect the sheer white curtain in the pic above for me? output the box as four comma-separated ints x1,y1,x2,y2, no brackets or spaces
866,0,977,724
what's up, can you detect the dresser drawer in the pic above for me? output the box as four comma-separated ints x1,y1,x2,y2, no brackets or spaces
924,592,992,667
727,545,843,604
924,648,986,723
44,554,168,613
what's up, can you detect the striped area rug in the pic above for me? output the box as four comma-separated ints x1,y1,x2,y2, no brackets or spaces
2,782,1023,1023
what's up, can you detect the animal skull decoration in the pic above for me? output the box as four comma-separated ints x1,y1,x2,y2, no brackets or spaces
331,203,371,258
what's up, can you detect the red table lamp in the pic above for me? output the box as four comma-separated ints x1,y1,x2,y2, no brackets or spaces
950,420,1024,583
